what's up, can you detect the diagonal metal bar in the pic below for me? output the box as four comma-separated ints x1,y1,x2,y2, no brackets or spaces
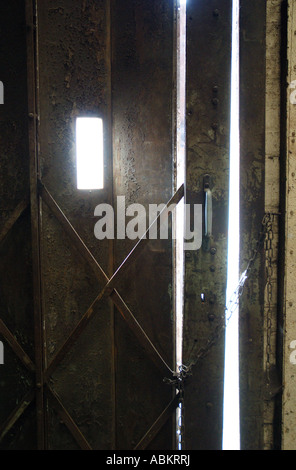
38,180,108,285
46,384,92,450
96,184,184,302
0,389,35,442
110,291,174,375
44,287,173,382
133,393,180,450
0,318,35,372
43,290,107,381
41,181,178,380
0,197,29,245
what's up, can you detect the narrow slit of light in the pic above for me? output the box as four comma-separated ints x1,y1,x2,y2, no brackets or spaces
175,0,186,451
76,117,104,190
222,0,240,450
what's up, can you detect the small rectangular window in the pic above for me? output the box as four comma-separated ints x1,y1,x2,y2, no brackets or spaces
76,117,104,190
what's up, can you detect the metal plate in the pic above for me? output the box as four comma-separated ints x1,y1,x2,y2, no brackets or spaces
239,0,266,450
111,0,175,449
0,0,36,450
183,0,232,450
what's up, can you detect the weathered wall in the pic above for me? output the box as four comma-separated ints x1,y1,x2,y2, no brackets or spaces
282,0,296,450
263,0,282,450
239,0,266,450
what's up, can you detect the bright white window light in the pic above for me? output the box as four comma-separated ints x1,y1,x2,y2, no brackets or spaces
222,0,240,451
76,117,104,190
176,0,186,377
175,0,186,451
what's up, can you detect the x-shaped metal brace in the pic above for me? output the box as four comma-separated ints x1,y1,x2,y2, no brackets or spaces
0,181,184,450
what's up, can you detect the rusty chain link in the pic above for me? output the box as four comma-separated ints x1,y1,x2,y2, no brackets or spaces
165,212,278,448
182,213,270,376
263,213,275,385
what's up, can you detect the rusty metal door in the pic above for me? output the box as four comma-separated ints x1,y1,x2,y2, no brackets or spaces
0,0,235,451
182,0,232,450
0,0,36,449
35,0,178,450
239,0,266,450
1,0,178,450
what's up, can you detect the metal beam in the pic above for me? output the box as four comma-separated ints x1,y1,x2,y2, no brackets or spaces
99,185,184,300
39,181,108,285
25,0,46,449
0,198,29,246
0,319,35,372
0,390,35,442
41,182,178,381
46,385,92,450
134,394,180,450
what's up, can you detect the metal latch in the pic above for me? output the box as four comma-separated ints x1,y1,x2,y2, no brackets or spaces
204,174,212,239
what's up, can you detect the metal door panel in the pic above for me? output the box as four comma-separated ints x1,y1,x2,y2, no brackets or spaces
36,0,114,449
111,0,175,449
239,0,266,450
0,0,36,450
0,0,237,451
183,0,232,450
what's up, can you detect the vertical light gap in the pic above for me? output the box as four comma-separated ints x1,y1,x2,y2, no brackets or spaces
76,117,104,190
222,0,240,450
175,0,186,450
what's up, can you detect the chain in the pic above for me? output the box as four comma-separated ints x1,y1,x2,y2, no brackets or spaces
176,371,185,450
184,213,268,373
165,212,278,448
263,213,275,385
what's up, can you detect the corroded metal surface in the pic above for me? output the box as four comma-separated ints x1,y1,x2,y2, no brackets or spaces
239,0,266,450
37,0,114,449
0,0,176,450
183,0,232,450
36,0,175,450
0,0,36,450
111,0,175,449
264,0,282,450
282,0,296,451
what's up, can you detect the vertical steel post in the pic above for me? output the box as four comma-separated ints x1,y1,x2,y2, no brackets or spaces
25,0,46,450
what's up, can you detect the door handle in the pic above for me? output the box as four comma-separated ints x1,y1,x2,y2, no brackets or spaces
204,174,212,239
